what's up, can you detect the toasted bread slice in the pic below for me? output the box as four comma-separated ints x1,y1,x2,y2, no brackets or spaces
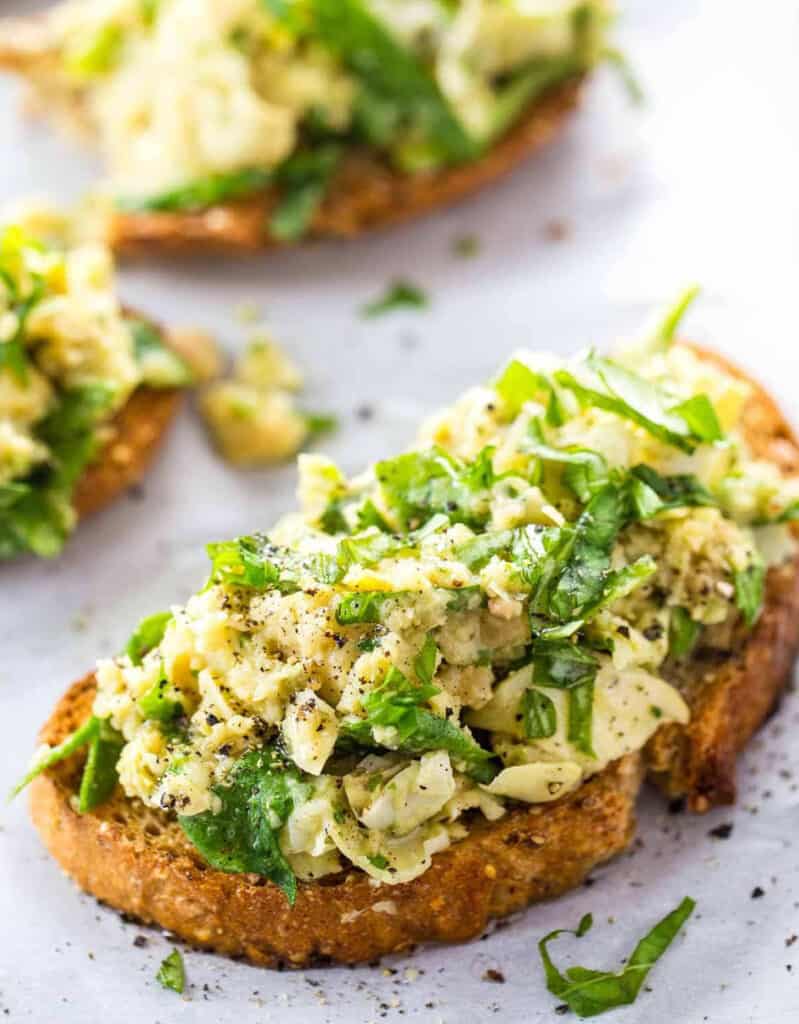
72,381,182,519
107,80,583,255
30,674,640,967
644,346,799,810
0,18,583,254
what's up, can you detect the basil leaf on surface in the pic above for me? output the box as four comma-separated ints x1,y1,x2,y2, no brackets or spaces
156,949,185,994
179,747,312,904
137,672,184,723
538,897,696,1017
628,464,717,519
336,590,403,625
361,280,429,318
532,640,600,757
126,610,173,665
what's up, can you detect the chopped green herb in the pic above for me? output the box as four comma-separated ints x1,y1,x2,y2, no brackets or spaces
156,949,185,994
669,607,701,658
413,634,438,686
125,610,173,666
361,280,429,318
733,557,766,627
521,688,558,740
179,747,311,904
10,716,99,799
77,719,124,813
117,168,272,213
538,897,696,1017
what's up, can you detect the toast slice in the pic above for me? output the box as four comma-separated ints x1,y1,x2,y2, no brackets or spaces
645,347,799,810
25,345,799,967
72,380,182,520
29,674,640,967
0,17,583,254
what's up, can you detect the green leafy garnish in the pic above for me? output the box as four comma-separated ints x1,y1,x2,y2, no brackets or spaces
628,464,716,519
126,610,173,665
78,719,125,813
532,640,599,756
649,285,701,347
179,747,311,904
269,144,341,241
361,280,429,318
156,949,185,994
336,590,402,625
128,319,193,388
538,897,696,1017
413,634,438,686
733,557,765,627
137,672,184,723
668,607,701,658
310,0,477,164
556,353,723,453
206,534,300,591
375,446,493,530
117,168,273,213
521,688,558,740
340,666,497,783
10,714,122,813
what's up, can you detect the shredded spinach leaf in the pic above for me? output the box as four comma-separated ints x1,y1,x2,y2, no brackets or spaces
538,897,696,1017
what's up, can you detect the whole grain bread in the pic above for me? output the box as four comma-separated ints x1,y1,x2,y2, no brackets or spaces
0,18,583,254
26,346,799,966
30,674,641,967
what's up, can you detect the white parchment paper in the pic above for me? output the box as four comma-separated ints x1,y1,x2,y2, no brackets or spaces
1,1,798,1021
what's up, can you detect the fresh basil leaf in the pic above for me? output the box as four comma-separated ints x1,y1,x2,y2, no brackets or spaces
733,557,765,628
669,606,701,658
443,584,483,613
336,590,402,625
532,640,599,757
117,168,273,213
628,464,717,519
455,529,515,571
179,746,311,904
413,634,438,687
556,353,723,453
137,671,184,723
538,897,696,1017
483,55,582,145
10,715,99,799
0,482,29,510
206,534,299,592
521,688,557,740
375,446,493,531
269,144,341,241
78,718,124,813
128,319,193,388
524,433,610,504
126,610,173,665
549,483,627,621
156,949,185,994
310,0,478,163
340,666,497,783
493,359,548,417
361,280,429,318
649,285,700,346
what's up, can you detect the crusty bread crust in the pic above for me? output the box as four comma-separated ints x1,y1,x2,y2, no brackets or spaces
644,345,799,810
72,383,182,519
30,674,640,967
107,79,583,254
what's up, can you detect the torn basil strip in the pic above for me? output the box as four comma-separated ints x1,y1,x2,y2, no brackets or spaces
531,640,600,757
538,897,696,1017
733,556,766,627
116,167,273,213
669,606,702,658
556,353,723,453
125,610,173,666
521,688,558,740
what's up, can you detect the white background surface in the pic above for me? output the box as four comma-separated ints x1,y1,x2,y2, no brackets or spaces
2,1,799,1021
